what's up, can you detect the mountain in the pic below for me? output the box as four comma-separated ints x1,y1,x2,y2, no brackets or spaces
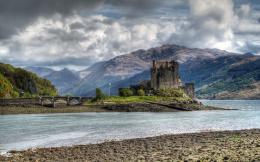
0,63,57,98
96,54,260,99
69,44,238,95
45,68,80,95
25,66,55,77
194,55,260,99
25,67,81,95
69,44,260,99
20,44,259,99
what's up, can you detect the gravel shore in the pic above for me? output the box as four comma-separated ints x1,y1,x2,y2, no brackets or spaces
1,129,259,162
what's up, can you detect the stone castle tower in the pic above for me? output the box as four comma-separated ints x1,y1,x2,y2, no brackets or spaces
150,60,195,98
151,60,182,90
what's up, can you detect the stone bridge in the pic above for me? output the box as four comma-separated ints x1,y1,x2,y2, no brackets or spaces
0,96,93,107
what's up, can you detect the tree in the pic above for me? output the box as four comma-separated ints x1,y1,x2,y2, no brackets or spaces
95,88,106,100
119,88,133,97
137,89,145,96
155,88,186,97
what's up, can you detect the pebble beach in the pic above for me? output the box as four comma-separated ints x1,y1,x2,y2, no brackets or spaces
1,129,259,162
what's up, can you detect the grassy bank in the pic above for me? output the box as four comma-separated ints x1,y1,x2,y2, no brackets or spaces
1,129,259,161
86,96,192,105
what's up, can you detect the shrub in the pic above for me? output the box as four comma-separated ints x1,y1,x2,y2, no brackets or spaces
0,73,17,98
95,88,106,100
137,89,145,96
119,88,133,97
155,88,186,97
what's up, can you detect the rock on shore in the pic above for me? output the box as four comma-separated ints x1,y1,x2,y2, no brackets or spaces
1,129,259,161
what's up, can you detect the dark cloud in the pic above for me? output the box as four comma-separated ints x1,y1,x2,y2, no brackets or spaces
70,22,85,30
37,57,95,67
0,0,169,39
0,0,105,39
108,0,160,9
0,0,260,69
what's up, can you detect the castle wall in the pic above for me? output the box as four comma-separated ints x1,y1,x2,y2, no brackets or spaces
183,83,195,98
151,60,180,90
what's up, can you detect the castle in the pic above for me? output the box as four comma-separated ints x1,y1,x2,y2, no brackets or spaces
127,60,195,98
150,60,195,98
151,60,181,89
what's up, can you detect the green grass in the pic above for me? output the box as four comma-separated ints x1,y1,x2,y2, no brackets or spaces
86,95,192,105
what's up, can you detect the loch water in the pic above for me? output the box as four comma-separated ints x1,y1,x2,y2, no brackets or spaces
0,100,259,153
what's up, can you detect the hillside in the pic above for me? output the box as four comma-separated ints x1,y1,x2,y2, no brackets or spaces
0,63,57,98
69,44,260,99
70,44,238,96
194,55,260,99
105,54,260,99
22,44,260,99
45,68,80,94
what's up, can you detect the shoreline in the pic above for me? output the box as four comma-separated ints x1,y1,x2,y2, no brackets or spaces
1,129,259,161
0,102,231,115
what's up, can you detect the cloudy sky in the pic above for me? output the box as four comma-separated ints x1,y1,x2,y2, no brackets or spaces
0,0,259,70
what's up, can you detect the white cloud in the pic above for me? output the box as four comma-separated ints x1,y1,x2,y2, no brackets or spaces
174,0,235,50
0,45,9,56
0,0,260,69
1,14,178,69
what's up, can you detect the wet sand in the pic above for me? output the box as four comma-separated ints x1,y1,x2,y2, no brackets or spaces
1,129,259,162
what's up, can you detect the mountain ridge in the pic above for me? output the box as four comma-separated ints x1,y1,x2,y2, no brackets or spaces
70,44,243,96
23,44,260,99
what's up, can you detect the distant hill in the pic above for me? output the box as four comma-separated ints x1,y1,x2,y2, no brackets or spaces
22,44,260,99
45,68,80,94
67,45,234,94
25,66,55,77
95,54,260,100
70,44,260,99
193,55,260,99
25,67,81,95
0,63,57,98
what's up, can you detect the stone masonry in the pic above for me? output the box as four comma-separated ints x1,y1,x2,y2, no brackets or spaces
151,60,181,90
151,60,195,98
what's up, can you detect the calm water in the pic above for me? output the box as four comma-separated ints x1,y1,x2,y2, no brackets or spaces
0,100,259,153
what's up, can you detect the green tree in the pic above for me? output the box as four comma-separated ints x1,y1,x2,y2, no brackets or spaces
119,88,133,97
137,89,145,96
156,88,186,97
95,88,106,100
